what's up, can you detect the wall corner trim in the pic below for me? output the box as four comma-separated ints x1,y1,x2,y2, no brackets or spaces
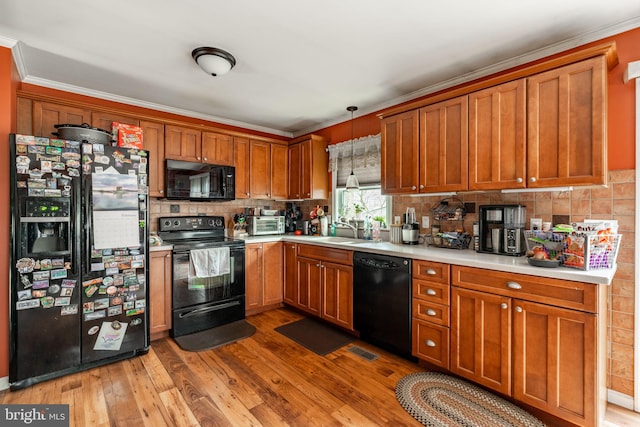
623,60,640,83
608,389,635,410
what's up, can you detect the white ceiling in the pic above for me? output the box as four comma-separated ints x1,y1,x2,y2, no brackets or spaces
1,0,640,138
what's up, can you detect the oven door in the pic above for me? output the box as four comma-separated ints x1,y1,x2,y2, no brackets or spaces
171,245,245,336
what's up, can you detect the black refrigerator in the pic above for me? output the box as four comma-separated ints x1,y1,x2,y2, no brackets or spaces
9,133,150,389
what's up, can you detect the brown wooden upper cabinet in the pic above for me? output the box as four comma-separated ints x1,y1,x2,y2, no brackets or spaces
419,95,468,193
469,79,527,190
29,100,92,138
91,111,139,131
202,131,234,166
527,56,607,187
381,96,468,195
381,110,419,194
164,125,202,162
288,135,329,200
140,120,165,197
237,139,288,200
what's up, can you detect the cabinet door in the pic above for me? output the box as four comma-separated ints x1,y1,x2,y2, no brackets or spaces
419,95,468,193
91,111,139,131
245,244,263,310
270,144,288,200
288,143,302,199
527,56,606,187
234,137,251,199
321,262,353,330
297,257,322,316
32,101,91,138
140,121,165,197
381,110,419,194
469,80,526,190
165,125,202,162
451,287,512,395
202,131,234,165
149,250,172,337
513,299,597,426
249,140,271,199
283,243,298,306
262,242,284,306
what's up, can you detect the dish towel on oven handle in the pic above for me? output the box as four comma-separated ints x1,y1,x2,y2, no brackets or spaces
189,247,231,278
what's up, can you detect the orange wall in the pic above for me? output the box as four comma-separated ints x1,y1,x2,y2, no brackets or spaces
1,46,18,379
316,27,640,171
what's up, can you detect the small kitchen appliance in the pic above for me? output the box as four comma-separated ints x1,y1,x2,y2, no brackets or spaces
402,207,420,245
246,215,285,236
478,205,527,256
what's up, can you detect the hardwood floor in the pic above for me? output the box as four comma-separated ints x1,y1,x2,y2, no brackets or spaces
1,308,639,426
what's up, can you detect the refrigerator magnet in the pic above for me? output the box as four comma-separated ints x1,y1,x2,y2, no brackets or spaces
16,257,35,274
61,279,76,287
85,285,98,298
17,290,32,301
108,305,122,317
16,299,40,310
61,304,78,316
40,259,52,270
40,296,55,309
32,290,47,298
88,326,100,335
34,137,49,146
33,271,50,280
32,280,49,290
20,275,32,289
16,144,27,154
48,284,61,294
85,310,105,322
110,296,123,306
94,298,109,310
54,297,70,306
60,287,73,297
66,160,80,168
51,258,64,268
50,139,65,148
16,134,35,145
130,318,142,326
82,302,94,313
50,269,67,280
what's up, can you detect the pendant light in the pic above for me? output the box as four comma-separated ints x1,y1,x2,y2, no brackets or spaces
345,106,360,191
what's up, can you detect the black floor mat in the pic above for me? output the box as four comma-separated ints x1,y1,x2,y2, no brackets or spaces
173,319,256,352
275,317,355,355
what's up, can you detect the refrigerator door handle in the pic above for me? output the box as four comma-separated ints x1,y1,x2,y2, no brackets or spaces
178,300,241,318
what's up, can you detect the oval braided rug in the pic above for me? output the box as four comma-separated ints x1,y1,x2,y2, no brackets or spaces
396,372,546,427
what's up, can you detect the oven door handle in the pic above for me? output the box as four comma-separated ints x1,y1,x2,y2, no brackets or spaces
178,300,241,318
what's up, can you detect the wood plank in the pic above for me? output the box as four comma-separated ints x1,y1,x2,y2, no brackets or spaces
158,387,201,427
124,356,174,427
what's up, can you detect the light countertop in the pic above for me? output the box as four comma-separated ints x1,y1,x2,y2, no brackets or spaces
240,234,616,285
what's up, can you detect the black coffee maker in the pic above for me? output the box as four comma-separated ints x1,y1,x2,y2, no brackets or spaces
477,205,527,256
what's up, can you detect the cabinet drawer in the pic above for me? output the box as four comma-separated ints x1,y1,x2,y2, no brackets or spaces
452,266,597,313
297,244,352,266
412,319,449,369
413,260,450,284
413,280,450,306
413,299,450,327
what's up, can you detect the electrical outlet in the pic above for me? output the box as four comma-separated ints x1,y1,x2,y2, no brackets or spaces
422,216,430,229
170,204,180,213
464,202,476,214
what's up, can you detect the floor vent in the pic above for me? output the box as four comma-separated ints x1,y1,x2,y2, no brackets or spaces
347,345,379,361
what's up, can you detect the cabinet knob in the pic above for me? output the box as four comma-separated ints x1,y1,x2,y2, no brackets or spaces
500,303,508,309
246,193,250,196
516,177,523,183
426,289,437,296
515,306,523,313
426,268,437,275
267,193,270,198
506,281,522,290
425,340,436,347
165,254,170,258
204,157,208,161
426,309,437,316
529,177,537,183
316,263,321,267
412,186,417,190
419,184,424,189
197,156,201,160
159,189,163,194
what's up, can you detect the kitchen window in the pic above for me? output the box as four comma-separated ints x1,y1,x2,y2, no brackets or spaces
328,134,391,228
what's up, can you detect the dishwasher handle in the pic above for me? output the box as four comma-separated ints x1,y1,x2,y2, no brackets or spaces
354,254,410,270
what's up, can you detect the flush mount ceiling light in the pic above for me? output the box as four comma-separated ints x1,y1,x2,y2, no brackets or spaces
345,106,360,192
192,47,236,76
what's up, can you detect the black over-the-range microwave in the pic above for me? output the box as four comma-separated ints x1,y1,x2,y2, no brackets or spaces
165,159,235,201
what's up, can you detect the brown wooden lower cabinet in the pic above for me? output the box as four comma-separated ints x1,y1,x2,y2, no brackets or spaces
284,244,353,330
443,265,605,427
412,319,449,369
149,250,172,340
245,242,283,315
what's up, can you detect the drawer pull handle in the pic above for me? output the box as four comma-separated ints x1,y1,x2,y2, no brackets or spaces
426,269,437,275
500,303,508,309
515,306,523,313
426,309,437,316
506,281,522,290
426,289,437,296
425,340,436,347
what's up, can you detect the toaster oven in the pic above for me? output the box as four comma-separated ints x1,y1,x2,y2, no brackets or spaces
246,216,285,236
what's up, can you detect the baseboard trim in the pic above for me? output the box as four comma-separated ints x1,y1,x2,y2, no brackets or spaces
0,376,9,391
608,389,634,410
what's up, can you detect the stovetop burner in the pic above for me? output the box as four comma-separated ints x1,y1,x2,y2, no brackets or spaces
158,216,244,251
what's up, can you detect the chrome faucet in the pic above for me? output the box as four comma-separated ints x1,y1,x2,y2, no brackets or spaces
335,221,358,239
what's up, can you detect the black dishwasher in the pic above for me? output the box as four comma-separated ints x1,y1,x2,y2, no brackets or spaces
353,252,414,360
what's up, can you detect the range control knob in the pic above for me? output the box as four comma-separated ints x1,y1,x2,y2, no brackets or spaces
173,219,181,227
162,220,172,228
215,218,224,227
